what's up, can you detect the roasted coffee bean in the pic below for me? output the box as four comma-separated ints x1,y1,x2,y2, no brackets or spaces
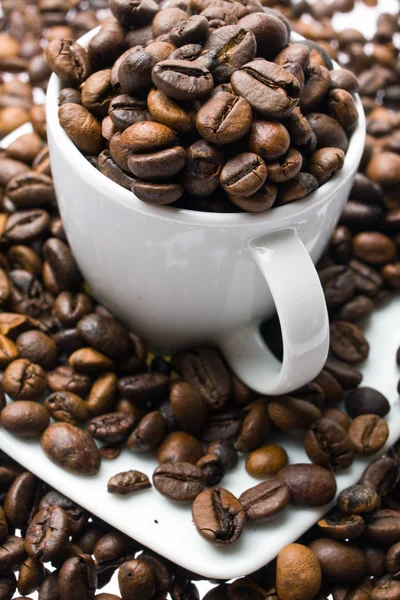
329,321,370,364
47,366,91,396
77,313,131,358
321,409,350,431
0,571,17,600
196,90,252,145
58,554,97,600
69,347,115,373
59,103,103,156
198,408,242,442
248,120,290,161
44,391,89,425
278,172,319,204
0,335,18,369
386,542,400,578
268,395,321,431
87,372,118,417
307,147,345,185
345,387,391,418
98,151,135,189
309,538,367,583
318,511,366,540
245,444,288,479
329,68,359,93
184,140,224,196
88,412,136,444
169,381,208,434
239,479,290,522
157,431,203,464
4,472,37,529
236,403,271,453
304,418,354,470
348,414,389,456
127,411,166,452
42,238,81,292
0,401,49,438
6,172,55,208
366,152,400,188
220,152,267,197
196,453,224,486
348,260,383,298
109,95,151,132
239,12,288,59
371,579,400,600
227,180,277,212
0,536,26,571
300,65,330,113
337,484,380,514
118,372,169,406
2,358,47,400
336,295,374,322
192,488,245,545
201,25,256,83
131,178,184,204
231,60,300,118
276,544,322,600
366,510,400,546
46,38,90,86
110,0,159,27
41,423,101,475
173,347,231,411
16,330,57,369
267,148,302,183
353,232,396,265
3,209,50,244
17,555,46,596
118,559,155,600
39,491,87,537
152,59,214,101
53,292,92,327
93,532,127,563
25,506,69,562
169,15,209,46
360,456,398,496
108,470,151,495
118,43,174,94
328,89,359,134
324,358,363,389
81,69,113,118
227,578,269,600
307,113,348,153
277,464,337,506
139,552,172,594
319,265,356,309
147,88,196,135
153,461,204,501
206,440,237,470
128,146,186,180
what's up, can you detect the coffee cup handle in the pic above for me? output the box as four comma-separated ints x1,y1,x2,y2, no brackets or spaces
218,228,329,395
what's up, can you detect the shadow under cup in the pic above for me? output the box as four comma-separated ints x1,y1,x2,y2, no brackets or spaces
46,29,366,393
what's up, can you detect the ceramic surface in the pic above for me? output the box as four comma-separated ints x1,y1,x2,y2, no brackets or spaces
46,30,366,393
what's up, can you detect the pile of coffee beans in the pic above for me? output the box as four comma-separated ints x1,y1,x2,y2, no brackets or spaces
0,443,399,600
46,1,361,211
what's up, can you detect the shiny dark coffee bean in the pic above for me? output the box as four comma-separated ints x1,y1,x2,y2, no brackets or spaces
184,140,224,196
196,453,225,486
45,38,90,86
366,510,400,546
268,395,321,431
169,381,208,434
131,178,184,204
147,88,196,135
41,423,101,475
47,365,91,396
25,506,69,562
319,265,356,309
307,147,345,185
152,59,214,101
239,12,288,59
39,491,87,537
192,488,245,545
328,89,359,134
0,536,26,571
109,94,152,131
220,152,267,197
345,387,391,418
107,470,151,495
304,418,354,470
169,15,209,46
231,60,300,119
300,65,330,113
348,414,389,456
200,409,243,441
6,172,55,208
153,461,204,501
318,510,366,540
127,411,166,452
360,456,398,496
77,313,130,359
202,25,256,83
88,412,136,444
118,560,155,600
239,479,290,522
307,112,348,153
172,347,231,411
196,90,252,145
278,172,319,205
118,372,169,406
2,358,47,400
1,401,49,438
329,321,370,364
44,391,89,425
309,538,367,583
227,181,277,212
267,148,302,183
128,146,186,180
3,209,50,244
324,358,363,389
157,431,203,464
277,464,337,506
4,472,38,529
58,554,97,600
206,440,238,470
93,532,127,563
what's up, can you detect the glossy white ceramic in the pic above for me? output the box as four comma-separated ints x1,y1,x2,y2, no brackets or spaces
45,29,366,395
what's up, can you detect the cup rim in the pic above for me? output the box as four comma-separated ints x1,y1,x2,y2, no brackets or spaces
46,27,366,227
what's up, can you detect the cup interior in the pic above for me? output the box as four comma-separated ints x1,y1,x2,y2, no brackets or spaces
46,28,366,226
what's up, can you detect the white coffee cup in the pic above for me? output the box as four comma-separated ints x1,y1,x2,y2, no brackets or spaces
46,29,365,395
